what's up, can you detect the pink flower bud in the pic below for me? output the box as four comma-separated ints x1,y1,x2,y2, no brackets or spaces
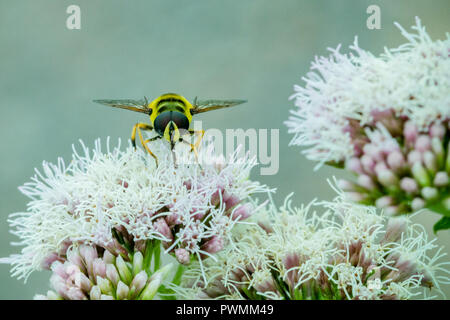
175,248,190,265
383,217,408,243
360,155,375,175
116,281,129,300
377,169,399,188
51,261,67,279
345,192,367,202
79,245,98,275
374,162,388,176
345,157,364,174
421,187,438,200
411,198,425,211
375,196,393,208
132,252,144,275
371,109,393,122
283,253,300,270
400,177,418,193
283,253,300,287
96,276,113,294
430,123,446,139
165,213,180,227
89,286,101,300
387,151,405,171
76,273,92,293
210,188,225,206
253,278,276,293
106,264,119,286
363,144,383,162
232,203,253,220
357,174,376,190
223,191,241,210
385,206,400,216
50,273,68,297
66,287,87,300
102,250,115,265
201,236,224,254
407,150,422,165
394,256,418,278
337,179,357,192
67,249,85,272
154,218,173,242
403,121,418,144
257,220,274,234
415,135,431,152
434,171,449,187
130,270,148,297
41,253,63,270
93,258,107,279
423,151,437,173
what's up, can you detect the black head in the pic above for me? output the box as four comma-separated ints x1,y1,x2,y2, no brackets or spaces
154,111,190,136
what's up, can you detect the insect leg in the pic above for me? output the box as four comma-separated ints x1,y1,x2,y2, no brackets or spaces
189,129,205,150
134,123,159,166
180,138,200,167
131,123,153,149
142,135,162,167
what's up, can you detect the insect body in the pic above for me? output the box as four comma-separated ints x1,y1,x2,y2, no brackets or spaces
93,93,246,166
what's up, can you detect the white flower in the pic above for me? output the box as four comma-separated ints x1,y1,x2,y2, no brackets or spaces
176,189,450,300
1,138,271,281
285,17,450,168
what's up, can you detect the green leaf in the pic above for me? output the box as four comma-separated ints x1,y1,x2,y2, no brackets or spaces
157,285,177,300
427,201,450,217
433,216,450,234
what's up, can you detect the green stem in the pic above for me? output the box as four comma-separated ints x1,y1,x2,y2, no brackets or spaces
143,240,154,273
171,264,186,286
153,240,161,272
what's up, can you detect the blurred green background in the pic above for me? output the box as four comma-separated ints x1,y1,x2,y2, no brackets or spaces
0,0,449,299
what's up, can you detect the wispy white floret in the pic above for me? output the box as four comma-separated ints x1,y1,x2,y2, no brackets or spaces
286,17,450,167
1,138,270,281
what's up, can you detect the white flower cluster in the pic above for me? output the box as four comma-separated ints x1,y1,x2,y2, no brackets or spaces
285,18,450,168
177,188,450,300
2,138,270,281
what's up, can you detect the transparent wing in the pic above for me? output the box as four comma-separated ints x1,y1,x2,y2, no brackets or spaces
191,99,247,114
93,99,151,114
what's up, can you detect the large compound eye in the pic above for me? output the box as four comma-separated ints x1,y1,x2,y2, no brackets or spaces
154,112,171,135
170,111,190,131
154,111,189,135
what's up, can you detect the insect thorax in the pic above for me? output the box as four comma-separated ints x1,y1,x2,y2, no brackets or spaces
149,94,193,123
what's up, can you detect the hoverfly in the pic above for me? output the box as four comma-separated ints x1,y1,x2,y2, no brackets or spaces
93,93,246,166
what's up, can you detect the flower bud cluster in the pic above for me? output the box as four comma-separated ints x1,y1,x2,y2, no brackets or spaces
177,194,450,300
35,243,173,300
